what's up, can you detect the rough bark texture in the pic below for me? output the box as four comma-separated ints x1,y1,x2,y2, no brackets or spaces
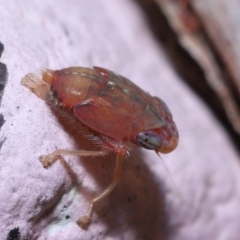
152,0,240,145
0,0,240,240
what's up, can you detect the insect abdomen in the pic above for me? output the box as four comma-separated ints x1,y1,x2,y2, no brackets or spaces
43,67,107,108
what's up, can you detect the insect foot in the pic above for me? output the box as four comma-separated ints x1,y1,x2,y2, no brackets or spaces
39,153,59,168
77,215,91,229
77,202,94,228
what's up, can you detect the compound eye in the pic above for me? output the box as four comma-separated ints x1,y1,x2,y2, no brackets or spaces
136,131,162,150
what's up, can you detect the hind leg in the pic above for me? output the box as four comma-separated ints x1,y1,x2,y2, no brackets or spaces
39,149,107,168
40,149,124,228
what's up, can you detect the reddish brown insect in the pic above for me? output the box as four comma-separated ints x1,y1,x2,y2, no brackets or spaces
21,66,179,227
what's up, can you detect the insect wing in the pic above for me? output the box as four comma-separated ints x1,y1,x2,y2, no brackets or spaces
73,95,139,140
74,68,166,141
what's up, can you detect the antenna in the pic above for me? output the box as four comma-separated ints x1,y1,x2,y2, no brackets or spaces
155,151,182,199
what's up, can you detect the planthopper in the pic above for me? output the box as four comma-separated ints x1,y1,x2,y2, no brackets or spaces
21,66,179,228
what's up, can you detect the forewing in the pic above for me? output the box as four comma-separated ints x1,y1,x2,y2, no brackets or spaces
73,96,139,140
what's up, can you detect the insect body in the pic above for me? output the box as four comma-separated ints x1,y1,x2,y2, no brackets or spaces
21,66,179,227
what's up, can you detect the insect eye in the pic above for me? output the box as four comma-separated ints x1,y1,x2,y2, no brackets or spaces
136,131,162,150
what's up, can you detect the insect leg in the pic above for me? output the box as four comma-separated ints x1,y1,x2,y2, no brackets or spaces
39,149,106,168
77,153,124,228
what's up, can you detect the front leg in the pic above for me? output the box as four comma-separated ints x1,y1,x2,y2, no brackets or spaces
77,153,124,228
39,148,124,229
